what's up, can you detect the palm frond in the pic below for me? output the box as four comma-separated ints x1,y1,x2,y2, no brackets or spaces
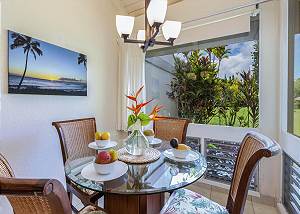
32,46,43,56
30,49,37,60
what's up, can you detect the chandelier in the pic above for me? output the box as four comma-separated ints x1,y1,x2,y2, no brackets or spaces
116,0,182,52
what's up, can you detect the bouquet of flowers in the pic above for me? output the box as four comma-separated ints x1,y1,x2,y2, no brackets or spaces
126,85,163,130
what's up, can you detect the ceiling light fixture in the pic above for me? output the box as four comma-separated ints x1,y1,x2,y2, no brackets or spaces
116,0,181,52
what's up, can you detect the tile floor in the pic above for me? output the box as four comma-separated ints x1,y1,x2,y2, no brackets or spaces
73,181,279,214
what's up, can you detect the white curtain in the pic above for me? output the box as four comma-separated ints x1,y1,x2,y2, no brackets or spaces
117,43,146,131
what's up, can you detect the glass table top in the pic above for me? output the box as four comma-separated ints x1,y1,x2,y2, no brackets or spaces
65,141,207,195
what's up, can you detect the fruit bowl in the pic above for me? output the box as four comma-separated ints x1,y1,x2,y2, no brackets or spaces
143,130,155,143
93,161,117,174
169,138,191,159
172,148,190,159
95,139,110,147
94,150,118,174
145,135,154,143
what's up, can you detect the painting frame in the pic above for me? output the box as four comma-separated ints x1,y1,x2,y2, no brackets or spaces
8,30,88,96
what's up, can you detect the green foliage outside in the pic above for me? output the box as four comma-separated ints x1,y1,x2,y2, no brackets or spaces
294,109,300,136
295,78,300,109
167,42,259,128
295,78,300,98
294,78,300,135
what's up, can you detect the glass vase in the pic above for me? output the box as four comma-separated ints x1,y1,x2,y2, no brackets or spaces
125,129,149,156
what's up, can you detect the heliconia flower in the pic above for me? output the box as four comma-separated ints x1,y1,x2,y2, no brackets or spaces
150,105,163,115
126,85,163,122
135,85,144,98
126,95,136,101
127,106,135,111
136,99,153,110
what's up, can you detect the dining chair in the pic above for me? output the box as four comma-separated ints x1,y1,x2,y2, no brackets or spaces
0,153,106,214
153,117,190,144
160,131,281,214
52,118,102,211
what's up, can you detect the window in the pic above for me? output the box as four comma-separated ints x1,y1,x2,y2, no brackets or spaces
145,17,259,128
288,0,300,137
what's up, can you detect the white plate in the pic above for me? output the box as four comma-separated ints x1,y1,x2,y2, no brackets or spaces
163,149,200,162
88,141,118,150
149,138,162,145
81,161,128,182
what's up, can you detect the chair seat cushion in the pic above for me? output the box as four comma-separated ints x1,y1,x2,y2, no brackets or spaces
79,205,106,214
160,189,229,214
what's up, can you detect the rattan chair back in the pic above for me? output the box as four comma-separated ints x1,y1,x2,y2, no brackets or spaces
0,153,14,178
153,117,190,144
226,131,281,214
52,118,97,162
0,153,72,214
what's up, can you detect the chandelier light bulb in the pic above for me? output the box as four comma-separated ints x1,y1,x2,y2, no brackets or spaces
137,30,146,47
116,15,135,37
162,21,182,40
146,0,168,26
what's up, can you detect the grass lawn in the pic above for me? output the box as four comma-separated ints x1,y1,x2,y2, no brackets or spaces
209,107,256,128
294,108,300,136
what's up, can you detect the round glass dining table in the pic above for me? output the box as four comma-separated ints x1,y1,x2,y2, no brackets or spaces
65,140,207,214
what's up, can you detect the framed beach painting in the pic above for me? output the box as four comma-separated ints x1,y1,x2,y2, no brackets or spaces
8,30,87,96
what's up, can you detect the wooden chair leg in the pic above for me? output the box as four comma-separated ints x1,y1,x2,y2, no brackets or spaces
68,191,72,202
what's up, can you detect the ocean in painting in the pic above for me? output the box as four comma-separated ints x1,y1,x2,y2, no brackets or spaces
9,74,87,96
8,30,87,96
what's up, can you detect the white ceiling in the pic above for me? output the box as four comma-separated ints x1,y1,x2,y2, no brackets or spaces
118,0,183,17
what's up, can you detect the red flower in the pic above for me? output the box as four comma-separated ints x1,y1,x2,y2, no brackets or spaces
126,86,161,120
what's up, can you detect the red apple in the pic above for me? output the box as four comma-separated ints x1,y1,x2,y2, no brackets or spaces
95,151,111,164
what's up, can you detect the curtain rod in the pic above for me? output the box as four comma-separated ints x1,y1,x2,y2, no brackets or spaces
183,0,273,25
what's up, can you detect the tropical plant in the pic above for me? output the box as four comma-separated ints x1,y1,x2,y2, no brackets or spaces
294,78,300,98
168,48,226,124
238,70,259,128
218,77,243,126
126,86,163,129
167,42,259,128
211,46,230,71
78,53,87,70
10,32,43,89
238,42,259,128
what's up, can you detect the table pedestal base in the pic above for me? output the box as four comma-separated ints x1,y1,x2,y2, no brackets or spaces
104,193,165,214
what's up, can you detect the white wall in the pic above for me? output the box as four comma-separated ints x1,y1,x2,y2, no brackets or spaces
145,62,178,116
0,0,120,184
257,0,281,200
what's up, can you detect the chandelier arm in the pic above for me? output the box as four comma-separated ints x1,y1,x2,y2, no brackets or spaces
117,0,180,52
150,23,161,40
123,38,146,44
153,40,174,46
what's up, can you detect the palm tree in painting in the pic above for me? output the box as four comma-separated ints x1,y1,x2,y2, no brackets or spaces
78,53,87,70
10,32,43,89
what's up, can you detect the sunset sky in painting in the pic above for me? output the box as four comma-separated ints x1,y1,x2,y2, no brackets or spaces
8,31,87,82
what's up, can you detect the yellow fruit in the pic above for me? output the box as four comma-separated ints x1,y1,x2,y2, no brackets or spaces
109,149,118,161
177,144,190,151
143,129,154,136
95,132,102,140
101,132,110,140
